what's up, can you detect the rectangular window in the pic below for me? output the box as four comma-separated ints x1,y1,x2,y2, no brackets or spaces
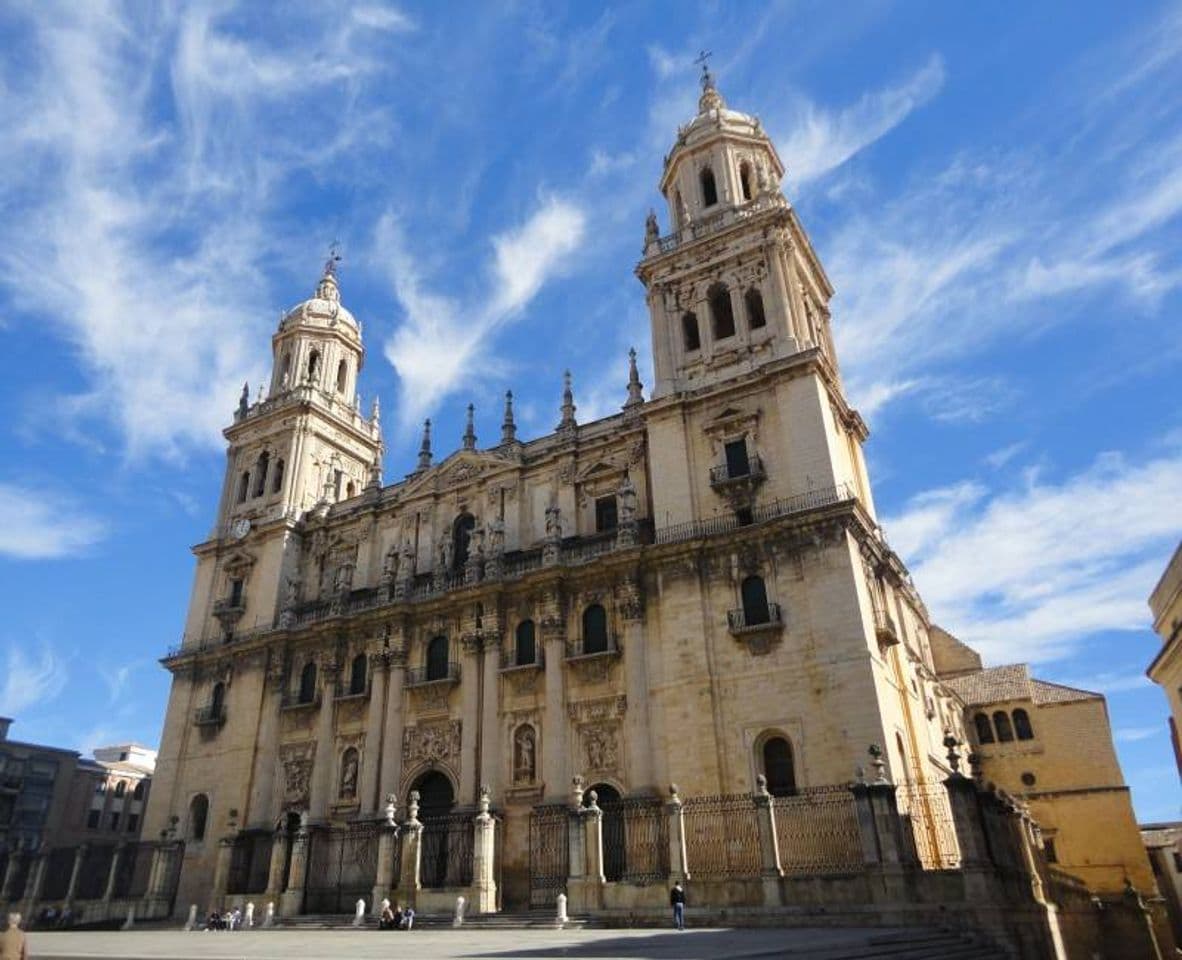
724,439,750,478
1044,838,1057,864
86,809,100,829
229,578,244,606
127,813,139,833
595,496,618,533
109,812,120,831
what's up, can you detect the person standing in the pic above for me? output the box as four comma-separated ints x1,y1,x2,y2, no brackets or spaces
670,881,686,930
1,914,27,960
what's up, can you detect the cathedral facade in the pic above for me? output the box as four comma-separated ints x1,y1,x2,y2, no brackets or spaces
144,71,963,913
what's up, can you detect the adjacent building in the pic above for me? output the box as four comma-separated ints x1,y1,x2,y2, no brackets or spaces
1148,541,1182,779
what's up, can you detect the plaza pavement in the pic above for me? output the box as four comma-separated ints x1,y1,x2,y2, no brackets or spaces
26,926,906,959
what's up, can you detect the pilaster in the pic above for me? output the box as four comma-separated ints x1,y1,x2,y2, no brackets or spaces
459,634,482,803
279,818,309,917
379,644,407,801
309,655,339,821
540,601,566,800
359,651,390,815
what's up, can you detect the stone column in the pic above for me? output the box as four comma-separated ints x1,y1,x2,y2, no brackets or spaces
309,657,339,821
619,584,654,793
1,846,24,902
21,845,48,921
753,778,783,906
211,836,235,911
63,844,87,909
765,234,799,352
459,636,482,803
371,817,400,917
379,646,407,802
398,792,423,910
540,600,567,801
470,787,497,914
102,844,124,906
247,658,286,828
264,828,289,902
666,785,689,882
279,818,309,918
359,652,390,817
479,634,502,803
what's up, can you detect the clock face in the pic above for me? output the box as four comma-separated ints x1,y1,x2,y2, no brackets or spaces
232,518,251,539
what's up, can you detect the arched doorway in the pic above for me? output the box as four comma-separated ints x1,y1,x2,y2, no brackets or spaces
585,783,623,881
412,771,461,888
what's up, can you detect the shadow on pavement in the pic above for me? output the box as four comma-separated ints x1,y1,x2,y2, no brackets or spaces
464,928,823,959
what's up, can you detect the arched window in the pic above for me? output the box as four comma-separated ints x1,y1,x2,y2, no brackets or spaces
700,166,718,207
682,312,701,352
307,350,320,383
745,287,766,329
210,681,225,715
973,713,995,744
132,781,145,800
114,781,126,798
452,513,476,572
336,359,348,394
762,736,796,797
708,283,735,339
271,458,285,494
673,188,685,228
189,794,209,842
739,161,753,201
1013,708,1034,741
582,604,608,655
253,452,269,497
426,635,449,681
349,653,367,696
345,481,355,499
298,661,317,704
515,620,537,667
278,352,291,386
236,471,250,504
993,710,1015,743
740,575,770,626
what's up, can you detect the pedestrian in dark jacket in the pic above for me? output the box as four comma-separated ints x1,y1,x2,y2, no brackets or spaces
670,881,686,930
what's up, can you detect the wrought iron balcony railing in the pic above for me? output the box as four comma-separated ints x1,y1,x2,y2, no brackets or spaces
280,690,322,710
405,662,461,687
709,455,767,488
727,603,783,634
499,647,545,671
193,704,226,727
565,635,621,661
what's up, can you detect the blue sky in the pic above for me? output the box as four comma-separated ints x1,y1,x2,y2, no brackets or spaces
0,1,1179,820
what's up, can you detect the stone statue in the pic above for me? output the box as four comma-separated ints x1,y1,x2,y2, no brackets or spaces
645,209,659,245
283,575,300,609
545,502,561,540
677,192,691,228
618,476,637,525
514,726,536,783
339,750,358,800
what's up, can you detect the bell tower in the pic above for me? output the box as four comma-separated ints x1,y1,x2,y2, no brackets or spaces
184,256,383,646
638,65,841,400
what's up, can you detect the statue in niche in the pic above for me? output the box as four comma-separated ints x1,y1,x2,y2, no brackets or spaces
339,749,358,800
381,547,399,585
644,209,659,245
514,726,536,784
545,502,561,540
618,476,637,525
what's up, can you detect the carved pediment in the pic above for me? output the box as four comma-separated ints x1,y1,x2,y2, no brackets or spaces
402,450,512,498
223,550,256,575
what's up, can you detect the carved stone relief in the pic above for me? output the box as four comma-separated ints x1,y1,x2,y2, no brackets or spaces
279,742,315,807
403,719,462,767
581,723,620,775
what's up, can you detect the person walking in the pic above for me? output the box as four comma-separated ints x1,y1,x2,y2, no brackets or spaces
670,880,686,930
1,914,27,960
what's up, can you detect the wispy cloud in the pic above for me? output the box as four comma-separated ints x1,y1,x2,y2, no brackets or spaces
380,196,587,431
884,450,1182,665
0,483,107,559
0,643,68,716
1116,725,1163,743
778,55,945,187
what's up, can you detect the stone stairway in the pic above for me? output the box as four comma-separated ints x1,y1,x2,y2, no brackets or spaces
274,909,592,931
796,929,1005,959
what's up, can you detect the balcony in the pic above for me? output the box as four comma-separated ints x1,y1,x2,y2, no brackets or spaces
709,455,767,509
193,704,226,727
280,690,322,711
727,603,783,635
499,647,545,672
405,662,461,688
647,194,787,256
873,608,900,647
334,676,372,702
213,595,247,631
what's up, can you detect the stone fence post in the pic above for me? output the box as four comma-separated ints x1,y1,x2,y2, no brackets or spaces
211,836,235,911
279,815,309,918
666,784,689,882
102,843,124,914
398,791,423,911
566,776,604,913
753,776,783,906
471,786,497,914
371,796,400,917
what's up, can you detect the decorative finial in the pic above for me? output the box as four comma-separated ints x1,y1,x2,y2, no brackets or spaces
315,241,343,302
367,446,383,489
868,744,888,784
644,209,659,248
557,370,577,430
238,381,249,417
943,732,962,774
417,418,432,471
624,347,644,409
370,395,381,424
501,390,517,444
695,49,724,113
463,403,477,451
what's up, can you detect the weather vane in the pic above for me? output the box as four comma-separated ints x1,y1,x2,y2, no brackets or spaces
324,238,343,278
694,49,713,73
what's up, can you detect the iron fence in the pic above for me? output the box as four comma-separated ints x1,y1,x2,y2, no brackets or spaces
226,830,273,895
75,845,115,900
41,847,75,901
602,796,669,883
420,811,473,889
895,782,961,870
654,483,854,545
773,786,863,875
304,822,380,914
528,804,569,908
681,793,762,879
